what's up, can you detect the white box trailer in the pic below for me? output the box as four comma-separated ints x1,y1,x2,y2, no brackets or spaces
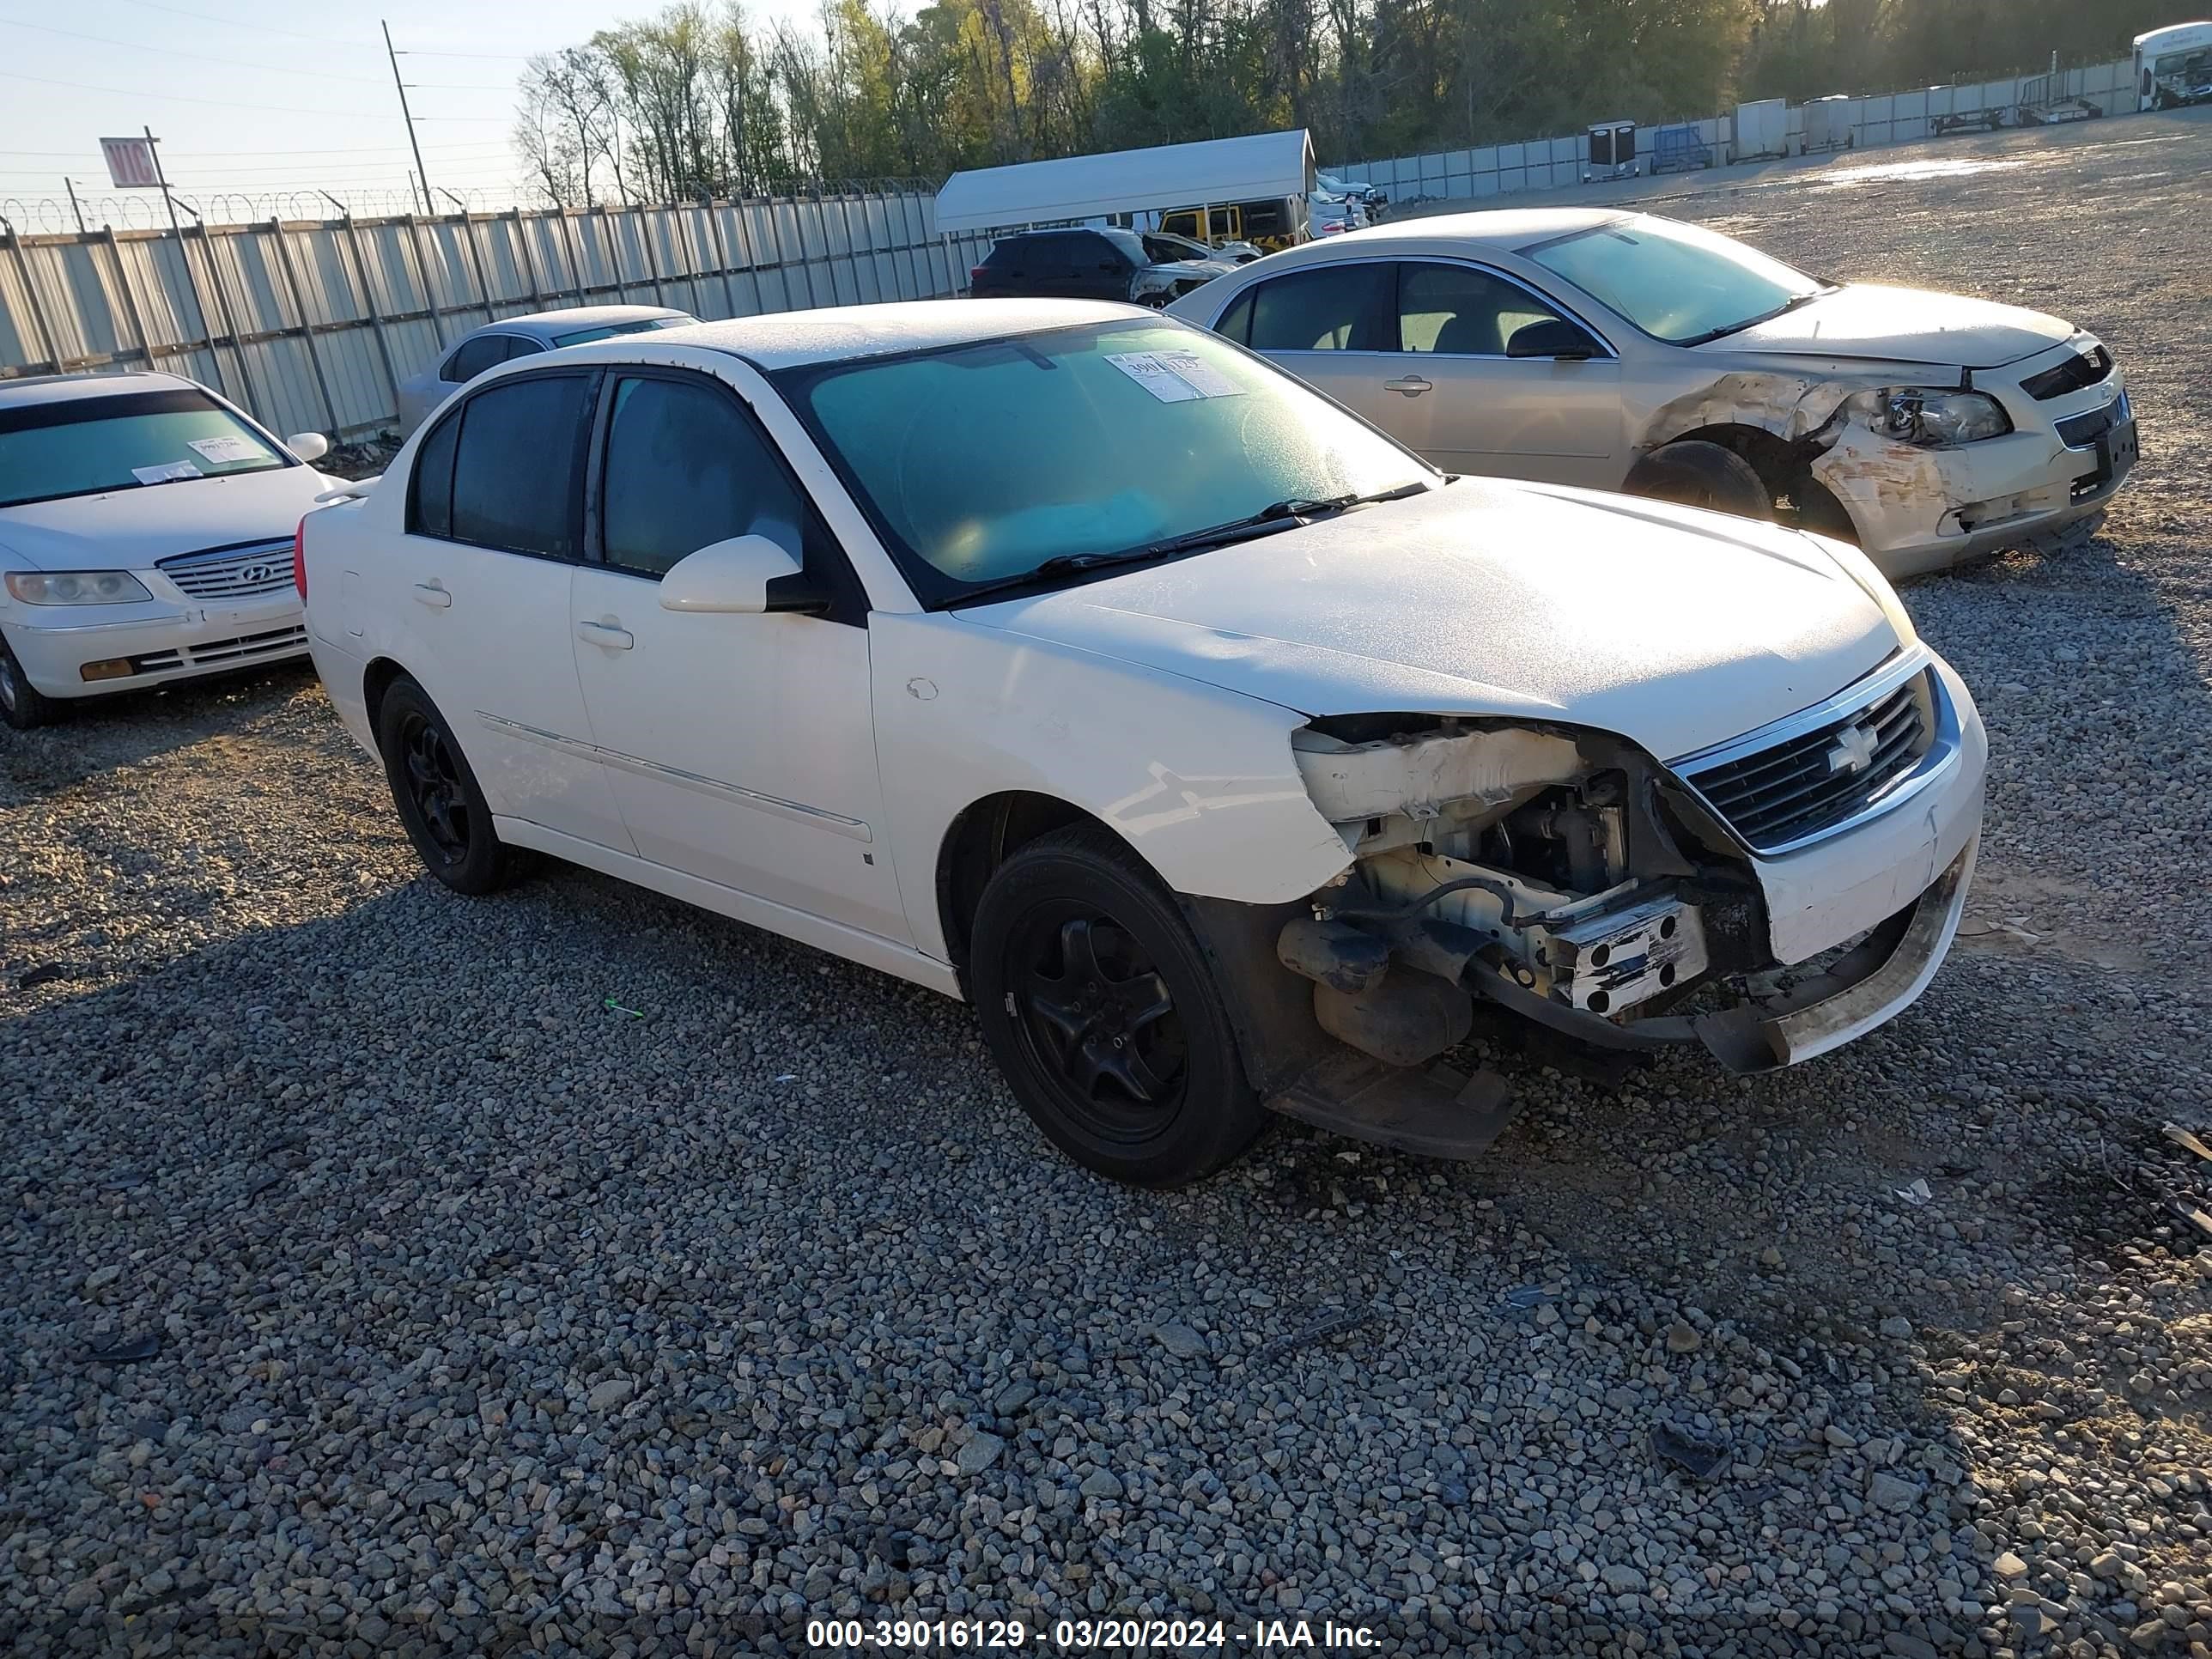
1735,99,1790,161
1803,95,1856,153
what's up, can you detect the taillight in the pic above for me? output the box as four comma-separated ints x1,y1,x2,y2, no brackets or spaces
970,264,988,283
293,517,308,602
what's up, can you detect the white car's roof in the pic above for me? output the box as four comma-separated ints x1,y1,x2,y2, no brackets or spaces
0,370,207,410
470,304,690,343
648,299,1142,370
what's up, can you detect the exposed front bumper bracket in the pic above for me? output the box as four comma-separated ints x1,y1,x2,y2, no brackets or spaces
1692,836,1977,1073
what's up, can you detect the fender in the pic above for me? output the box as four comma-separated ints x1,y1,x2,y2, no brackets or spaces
869,610,1354,962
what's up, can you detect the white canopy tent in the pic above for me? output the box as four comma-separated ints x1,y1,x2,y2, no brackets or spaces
933,130,1316,236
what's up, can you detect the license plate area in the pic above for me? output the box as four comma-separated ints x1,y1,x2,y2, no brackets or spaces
2101,416,2139,476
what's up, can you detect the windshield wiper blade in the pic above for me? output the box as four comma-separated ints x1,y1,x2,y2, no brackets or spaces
1140,480,1437,558
945,481,1435,606
1681,286,1833,347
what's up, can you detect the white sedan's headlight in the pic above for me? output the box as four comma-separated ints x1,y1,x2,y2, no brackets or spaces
1845,387,2011,448
4,569,154,605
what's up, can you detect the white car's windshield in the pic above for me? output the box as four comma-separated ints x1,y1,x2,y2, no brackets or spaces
778,320,1432,605
0,388,288,509
1527,216,1828,345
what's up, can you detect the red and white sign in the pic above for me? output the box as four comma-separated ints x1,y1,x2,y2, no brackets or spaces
100,137,161,190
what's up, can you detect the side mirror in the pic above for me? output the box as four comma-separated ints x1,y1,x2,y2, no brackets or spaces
1505,319,1601,361
659,533,824,615
286,431,331,462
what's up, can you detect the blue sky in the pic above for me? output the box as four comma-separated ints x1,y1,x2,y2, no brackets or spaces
0,0,811,216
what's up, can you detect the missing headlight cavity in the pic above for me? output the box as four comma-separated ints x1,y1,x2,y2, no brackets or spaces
1283,714,1767,1068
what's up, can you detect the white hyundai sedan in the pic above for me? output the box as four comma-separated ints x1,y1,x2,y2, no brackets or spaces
0,373,340,728
301,300,1985,1186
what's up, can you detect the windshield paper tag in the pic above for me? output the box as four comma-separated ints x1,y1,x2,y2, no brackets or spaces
131,461,202,484
1106,350,1245,404
186,435,260,465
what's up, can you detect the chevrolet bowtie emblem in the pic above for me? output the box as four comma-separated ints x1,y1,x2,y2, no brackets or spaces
1826,722,1879,775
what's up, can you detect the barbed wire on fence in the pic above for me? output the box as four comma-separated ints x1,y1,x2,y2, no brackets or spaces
3,175,952,237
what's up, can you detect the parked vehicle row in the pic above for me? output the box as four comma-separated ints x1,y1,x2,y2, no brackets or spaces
15,210,2136,1194
968,228,1238,307
300,301,1990,1186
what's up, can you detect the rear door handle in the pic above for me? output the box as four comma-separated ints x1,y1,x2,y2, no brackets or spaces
576,619,634,651
412,581,453,609
1383,376,1432,397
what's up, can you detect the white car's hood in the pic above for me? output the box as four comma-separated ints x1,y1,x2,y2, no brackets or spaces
0,465,331,570
1711,282,2075,368
958,481,1902,762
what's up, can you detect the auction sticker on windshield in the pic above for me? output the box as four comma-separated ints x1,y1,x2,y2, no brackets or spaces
1106,349,1245,403
186,435,262,465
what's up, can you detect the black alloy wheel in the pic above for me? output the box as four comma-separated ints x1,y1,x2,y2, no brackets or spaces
970,824,1263,1186
399,712,471,865
374,674,515,896
1009,905,1188,1137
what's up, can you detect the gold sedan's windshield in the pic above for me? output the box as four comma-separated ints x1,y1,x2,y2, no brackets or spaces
1528,216,1828,346
778,320,1432,605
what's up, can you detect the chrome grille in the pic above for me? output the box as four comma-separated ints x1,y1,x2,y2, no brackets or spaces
157,540,295,599
1680,675,1931,854
2021,343,2112,401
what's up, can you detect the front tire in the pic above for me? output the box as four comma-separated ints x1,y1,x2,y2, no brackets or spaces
0,635,62,730
1623,439,1773,522
375,674,516,895
969,825,1264,1186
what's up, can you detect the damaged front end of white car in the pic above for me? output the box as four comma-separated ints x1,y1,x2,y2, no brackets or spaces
1244,652,1984,1154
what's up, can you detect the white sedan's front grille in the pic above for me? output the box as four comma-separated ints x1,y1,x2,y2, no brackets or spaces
157,541,295,599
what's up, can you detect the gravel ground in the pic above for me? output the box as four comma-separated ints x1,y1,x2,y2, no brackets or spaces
4,112,2211,1659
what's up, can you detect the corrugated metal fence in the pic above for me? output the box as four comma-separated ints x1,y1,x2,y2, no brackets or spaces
1331,57,2137,203
0,191,994,440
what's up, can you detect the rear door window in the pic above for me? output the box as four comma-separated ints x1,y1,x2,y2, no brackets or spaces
1247,263,1393,352
412,373,593,557
442,334,511,382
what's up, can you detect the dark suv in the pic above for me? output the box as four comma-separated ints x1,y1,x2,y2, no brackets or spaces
968,228,1234,307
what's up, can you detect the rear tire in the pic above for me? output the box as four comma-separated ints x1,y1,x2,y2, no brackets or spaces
375,674,516,896
969,824,1264,1186
1624,440,1774,522
0,636,61,730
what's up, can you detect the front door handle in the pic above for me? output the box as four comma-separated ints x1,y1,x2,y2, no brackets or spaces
412,581,453,609
576,619,635,651
1383,376,1433,397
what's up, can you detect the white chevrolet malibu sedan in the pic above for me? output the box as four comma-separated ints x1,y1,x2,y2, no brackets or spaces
1165,210,2135,580
0,373,339,728
301,300,1986,1186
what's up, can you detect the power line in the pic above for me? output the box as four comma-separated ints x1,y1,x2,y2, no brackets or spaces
100,0,381,47
0,67,405,116
396,47,537,60
0,17,390,82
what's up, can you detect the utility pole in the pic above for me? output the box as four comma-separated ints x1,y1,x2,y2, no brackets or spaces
384,20,432,215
